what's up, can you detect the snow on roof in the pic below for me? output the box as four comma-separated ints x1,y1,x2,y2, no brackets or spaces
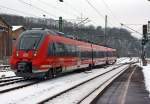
12,26,23,31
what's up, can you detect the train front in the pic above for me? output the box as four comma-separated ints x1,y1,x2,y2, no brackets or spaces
10,30,48,78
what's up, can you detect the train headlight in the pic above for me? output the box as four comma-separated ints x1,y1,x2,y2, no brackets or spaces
16,51,19,57
34,51,37,57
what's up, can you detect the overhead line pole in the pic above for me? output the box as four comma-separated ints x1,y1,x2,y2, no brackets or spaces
105,15,108,63
105,15,107,46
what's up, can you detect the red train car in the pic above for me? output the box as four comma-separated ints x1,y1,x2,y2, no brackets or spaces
10,29,117,78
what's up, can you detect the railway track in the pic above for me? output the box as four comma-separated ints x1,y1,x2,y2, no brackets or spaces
0,80,40,93
0,76,17,80
0,76,26,87
0,59,137,104
79,65,134,104
38,63,131,104
0,77,23,83
0,78,26,87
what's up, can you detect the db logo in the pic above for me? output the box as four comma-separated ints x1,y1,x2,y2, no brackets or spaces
23,53,28,57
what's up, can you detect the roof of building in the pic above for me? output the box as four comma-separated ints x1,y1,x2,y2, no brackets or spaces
12,26,24,31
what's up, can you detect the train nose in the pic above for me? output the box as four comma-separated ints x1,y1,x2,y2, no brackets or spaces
17,62,32,73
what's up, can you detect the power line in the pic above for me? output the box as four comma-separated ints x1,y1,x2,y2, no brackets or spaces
85,0,104,20
123,24,143,26
85,0,119,28
121,23,142,35
100,0,120,25
90,0,119,27
18,0,58,19
64,1,83,17
0,4,39,17
63,1,92,25
37,0,79,17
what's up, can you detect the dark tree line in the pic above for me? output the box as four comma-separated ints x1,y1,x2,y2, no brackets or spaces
0,13,142,57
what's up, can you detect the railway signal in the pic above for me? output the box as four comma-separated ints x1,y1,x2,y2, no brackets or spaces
148,21,150,33
59,17,63,32
143,25,147,38
142,38,146,45
142,24,148,66
142,25,148,45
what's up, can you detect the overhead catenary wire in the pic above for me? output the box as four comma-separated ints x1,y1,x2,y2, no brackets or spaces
64,1,84,17
100,0,121,26
18,0,58,19
99,0,143,35
121,23,142,35
85,0,118,28
37,0,80,18
36,0,90,26
0,4,39,17
85,0,104,20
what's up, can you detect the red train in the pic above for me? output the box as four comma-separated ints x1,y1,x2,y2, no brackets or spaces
10,29,117,78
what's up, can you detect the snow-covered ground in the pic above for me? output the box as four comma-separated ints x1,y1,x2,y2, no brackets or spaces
0,57,136,104
0,57,140,103
0,64,123,104
0,64,14,78
0,71,15,78
137,61,150,96
143,65,150,96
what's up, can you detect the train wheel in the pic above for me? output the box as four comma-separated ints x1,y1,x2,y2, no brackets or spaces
106,61,109,65
53,67,62,77
89,64,94,70
46,69,54,79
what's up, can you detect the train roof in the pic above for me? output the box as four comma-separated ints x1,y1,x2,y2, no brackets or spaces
21,29,57,36
22,29,116,52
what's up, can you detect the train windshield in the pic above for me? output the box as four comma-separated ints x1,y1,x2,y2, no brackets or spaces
19,33,42,50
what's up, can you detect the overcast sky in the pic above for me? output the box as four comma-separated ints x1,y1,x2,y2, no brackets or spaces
0,0,150,38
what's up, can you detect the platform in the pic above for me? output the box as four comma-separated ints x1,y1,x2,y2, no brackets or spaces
92,65,150,104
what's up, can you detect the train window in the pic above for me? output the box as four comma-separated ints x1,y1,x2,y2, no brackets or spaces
55,43,64,56
107,52,112,57
64,44,78,57
97,51,101,58
48,43,55,56
76,46,80,57
53,43,80,57
19,32,43,50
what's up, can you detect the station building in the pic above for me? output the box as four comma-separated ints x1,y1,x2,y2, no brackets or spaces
12,26,25,40
0,17,12,62
12,26,25,47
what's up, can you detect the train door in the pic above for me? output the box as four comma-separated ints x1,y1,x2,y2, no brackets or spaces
77,46,81,67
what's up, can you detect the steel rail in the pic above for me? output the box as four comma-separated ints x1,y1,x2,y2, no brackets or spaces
77,65,131,104
0,79,26,87
0,81,40,94
38,63,127,104
0,77,23,83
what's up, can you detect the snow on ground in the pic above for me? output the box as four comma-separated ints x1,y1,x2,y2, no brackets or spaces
0,57,135,104
0,57,137,104
46,65,129,104
137,61,150,96
0,64,15,78
0,71,15,78
0,65,120,104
